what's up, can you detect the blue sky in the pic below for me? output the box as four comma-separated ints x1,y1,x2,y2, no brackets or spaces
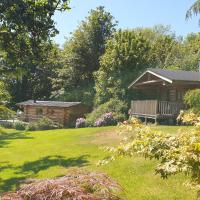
53,0,199,46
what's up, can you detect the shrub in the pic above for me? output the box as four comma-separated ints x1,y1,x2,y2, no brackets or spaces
26,117,63,131
184,89,200,114
0,122,14,129
0,105,15,120
86,98,127,126
177,110,199,125
95,112,116,127
0,127,5,134
75,118,86,128
100,120,200,199
26,122,37,131
14,121,27,130
1,171,123,200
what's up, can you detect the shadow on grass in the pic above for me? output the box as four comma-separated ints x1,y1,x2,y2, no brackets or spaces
0,162,13,171
0,131,33,148
0,155,89,192
17,155,89,174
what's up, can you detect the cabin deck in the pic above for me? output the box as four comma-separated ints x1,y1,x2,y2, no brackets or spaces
130,100,185,122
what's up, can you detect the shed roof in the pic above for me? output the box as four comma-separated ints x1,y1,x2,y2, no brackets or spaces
129,68,200,88
17,100,81,108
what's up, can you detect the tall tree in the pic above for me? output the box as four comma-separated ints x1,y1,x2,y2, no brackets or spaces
53,6,117,107
0,0,70,103
7,44,62,104
135,26,181,69
94,30,150,106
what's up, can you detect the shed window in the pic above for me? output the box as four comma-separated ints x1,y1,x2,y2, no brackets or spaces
36,108,43,116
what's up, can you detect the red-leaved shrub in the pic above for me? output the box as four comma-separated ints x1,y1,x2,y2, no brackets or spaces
1,171,123,200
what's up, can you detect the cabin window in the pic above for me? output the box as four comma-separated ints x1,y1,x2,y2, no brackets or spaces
177,90,185,101
36,108,43,116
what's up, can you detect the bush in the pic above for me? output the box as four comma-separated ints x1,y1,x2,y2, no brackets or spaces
1,170,123,200
0,127,5,134
0,122,14,129
95,112,116,127
26,117,63,131
0,105,15,120
100,120,200,199
75,118,86,128
26,122,37,131
184,89,200,114
14,121,27,130
86,98,127,126
177,110,199,125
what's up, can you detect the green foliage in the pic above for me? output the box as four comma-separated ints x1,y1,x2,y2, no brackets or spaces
0,81,10,103
184,89,200,113
0,105,15,120
101,121,200,199
0,126,6,134
0,122,14,129
0,81,14,119
53,6,117,108
94,29,151,105
26,117,63,131
86,98,127,126
14,121,27,131
7,43,62,104
54,84,95,108
186,0,200,19
0,1,69,103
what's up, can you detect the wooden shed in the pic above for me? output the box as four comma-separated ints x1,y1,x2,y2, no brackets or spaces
128,68,200,122
17,100,88,126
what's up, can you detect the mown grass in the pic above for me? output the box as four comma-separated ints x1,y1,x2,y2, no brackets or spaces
0,125,195,199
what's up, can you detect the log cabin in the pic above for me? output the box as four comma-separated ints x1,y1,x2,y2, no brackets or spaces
17,100,88,126
128,68,200,123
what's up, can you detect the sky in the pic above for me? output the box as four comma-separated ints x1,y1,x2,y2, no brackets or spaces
53,0,199,46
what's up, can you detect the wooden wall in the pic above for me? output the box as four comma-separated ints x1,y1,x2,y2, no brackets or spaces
23,104,88,126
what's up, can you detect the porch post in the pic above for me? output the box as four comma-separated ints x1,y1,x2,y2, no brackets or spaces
145,117,147,125
155,117,157,125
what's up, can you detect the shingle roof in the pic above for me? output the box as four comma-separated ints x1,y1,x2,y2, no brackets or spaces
148,68,200,82
128,68,200,89
17,100,81,108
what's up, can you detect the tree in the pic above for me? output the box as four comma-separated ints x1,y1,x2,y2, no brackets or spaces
0,0,70,102
135,26,181,70
0,81,10,103
94,29,150,106
0,81,14,119
186,0,200,19
53,6,117,107
0,43,62,104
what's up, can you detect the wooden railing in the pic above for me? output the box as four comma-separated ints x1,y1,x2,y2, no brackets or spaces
131,100,158,116
157,101,184,116
130,100,184,117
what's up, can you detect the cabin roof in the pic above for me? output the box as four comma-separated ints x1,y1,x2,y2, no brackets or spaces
148,68,200,82
17,100,81,108
129,68,200,88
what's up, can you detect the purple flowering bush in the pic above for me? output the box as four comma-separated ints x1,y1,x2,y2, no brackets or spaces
75,118,86,128
95,112,116,127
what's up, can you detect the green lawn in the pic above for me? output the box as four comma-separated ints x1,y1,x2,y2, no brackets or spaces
0,126,195,199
